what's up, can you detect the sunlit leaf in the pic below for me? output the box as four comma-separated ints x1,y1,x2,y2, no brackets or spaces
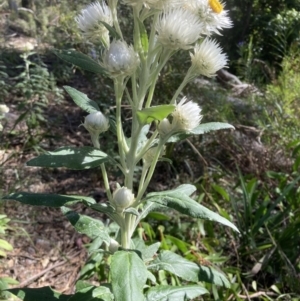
27,147,108,170
168,122,234,143
144,186,239,232
145,285,208,301
64,86,100,113
111,251,147,301
2,193,95,207
149,250,230,287
137,105,175,124
61,208,110,243
54,49,107,75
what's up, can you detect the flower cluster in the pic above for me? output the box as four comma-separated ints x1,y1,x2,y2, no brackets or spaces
75,0,231,77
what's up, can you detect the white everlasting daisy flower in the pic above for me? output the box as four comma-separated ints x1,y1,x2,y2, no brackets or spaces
185,0,232,36
190,38,227,77
101,40,140,77
172,97,202,132
156,8,203,50
158,97,202,138
75,1,113,46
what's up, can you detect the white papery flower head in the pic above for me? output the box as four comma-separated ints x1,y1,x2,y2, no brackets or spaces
0,105,9,114
185,0,232,35
75,1,113,46
84,111,110,135
112,186,135,213
172,97,202,132
156,8,203,50
158,97,202,138
102,40,140,77
190,38,227,77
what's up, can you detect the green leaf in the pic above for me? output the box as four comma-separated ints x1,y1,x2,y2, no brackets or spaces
54,49,107,75
132,238,160,262
61,208,110,243
168,122,234,143
198,264,231,288
68,285,113,301
0,239,13,251
7,287,71,301
111,251,147,301
64,86,100,113
2,193,95,207
149,250,200,282
145,285,208,301
100,21,121,40
191,122,234,135
144,187,239,232
149,251,230,288
90,203,115,215
27,147,108,170
137,105,175,124
135,184,197,225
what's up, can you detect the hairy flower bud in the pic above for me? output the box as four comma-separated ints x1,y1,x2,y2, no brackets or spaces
108,238,120,253
101,40,140,77
143,146,165,168
84,111,110,135
112,186,135,213
157,118,172,138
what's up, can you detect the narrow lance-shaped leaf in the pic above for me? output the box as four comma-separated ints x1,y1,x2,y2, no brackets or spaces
54,49,107,75
64,86,100,113
68,285,114,301
111,251,147,301
27,147,108,170
144,187,239,232
168,122,234,143
7,287,71,301
2,193,96,207
137,105,175,125
145,285,208,301
136,184,197,226
61,207,111,244
148,250,230,288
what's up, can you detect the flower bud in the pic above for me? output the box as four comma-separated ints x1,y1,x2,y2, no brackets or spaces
157,118,172,138
109,238,119,253
112,186,135,213
143,146,165,167
83,111,109,135
102,40,140,77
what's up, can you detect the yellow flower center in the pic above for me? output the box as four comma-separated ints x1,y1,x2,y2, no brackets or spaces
208,0,223,14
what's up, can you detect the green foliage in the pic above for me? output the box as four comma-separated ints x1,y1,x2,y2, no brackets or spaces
264,49,300,144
